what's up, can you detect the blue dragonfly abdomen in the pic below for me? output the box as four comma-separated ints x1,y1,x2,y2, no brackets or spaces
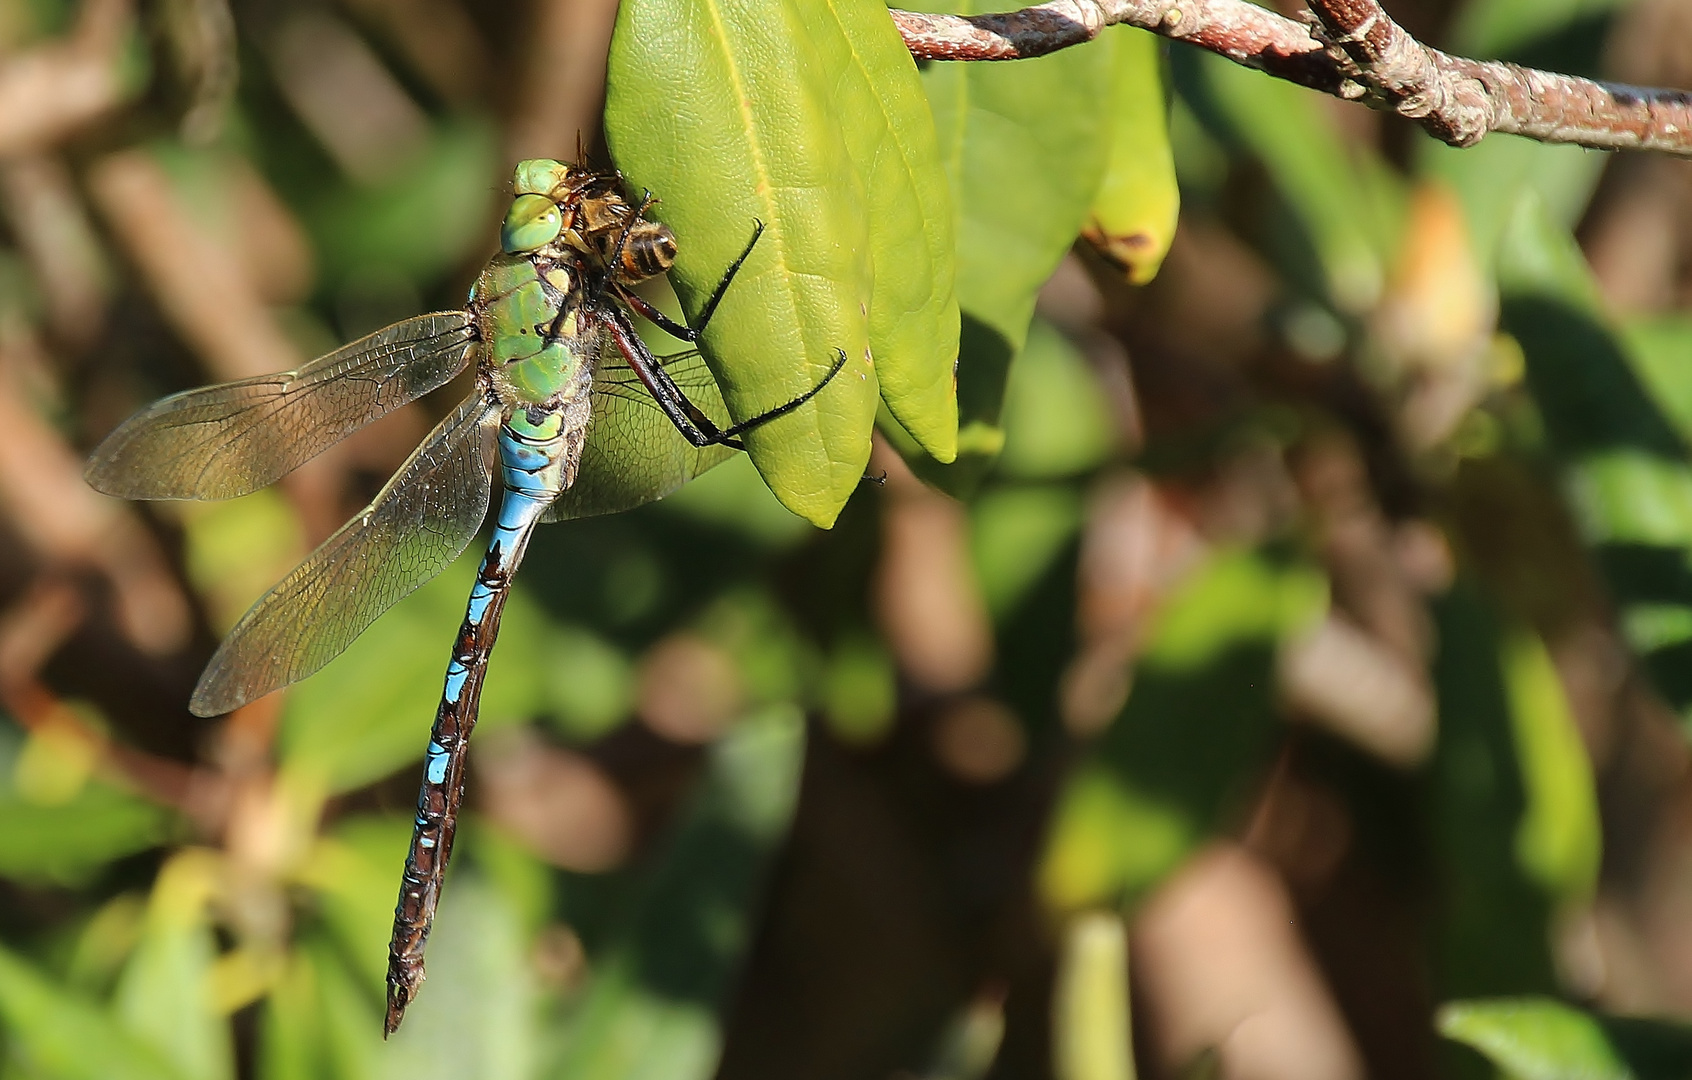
386,395,588,1033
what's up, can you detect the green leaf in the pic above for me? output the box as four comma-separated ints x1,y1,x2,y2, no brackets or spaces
1497,193,1692,719
1438,998,1692,1080
1427,586,1560,998
793,0,959,462
997,319,1118,480
297,815,413,994
1417,133,1604,278
381,878,535,1079
1140,550,1326,672
894,0,1113,487
1039,765,1196,913
656,452,814,549
535,625,636,743
258,950,326,1080
310,117,500,287
1499,631,1601,904
113,853,232,1080
820,633,897,745
1623,316,1692,447
605,0,879,527
0,783,171,887
971,485,1084,621
276,938,385,1080
1038,549,1316,911
1084,27,1179,285
289,827,538,1074
0,944,182,1080
554,706,806,1079
1449,0,1632,63
1439,998,1630,1080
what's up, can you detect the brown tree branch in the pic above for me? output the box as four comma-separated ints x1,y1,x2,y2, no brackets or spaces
889,0,1692,157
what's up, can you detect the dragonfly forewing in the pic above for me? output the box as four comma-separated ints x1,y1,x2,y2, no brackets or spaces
541,345,736,522
190,391,502,716
86,313,476,501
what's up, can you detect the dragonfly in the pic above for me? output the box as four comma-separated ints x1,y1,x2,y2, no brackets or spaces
85,158,845,1035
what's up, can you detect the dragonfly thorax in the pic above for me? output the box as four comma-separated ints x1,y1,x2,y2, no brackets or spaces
470,251,599,408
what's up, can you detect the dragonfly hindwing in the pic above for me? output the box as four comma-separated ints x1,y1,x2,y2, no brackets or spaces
189,392,500,716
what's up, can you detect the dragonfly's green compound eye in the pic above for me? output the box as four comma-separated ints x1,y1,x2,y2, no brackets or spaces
501,194,563,253
512,159,570,197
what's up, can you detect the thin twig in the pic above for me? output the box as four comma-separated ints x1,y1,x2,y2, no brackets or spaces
889,0,1692,157
1304,0,1692,152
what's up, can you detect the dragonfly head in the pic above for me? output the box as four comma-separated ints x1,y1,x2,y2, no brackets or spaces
504,159,580,253
501,193,563,253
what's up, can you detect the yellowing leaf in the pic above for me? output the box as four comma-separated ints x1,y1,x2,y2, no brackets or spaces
1083,28,1178,285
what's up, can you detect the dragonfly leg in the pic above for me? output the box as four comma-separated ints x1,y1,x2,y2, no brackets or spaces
600,304,735,448
718,346,848,441
601,303,849,449
615,219,764,344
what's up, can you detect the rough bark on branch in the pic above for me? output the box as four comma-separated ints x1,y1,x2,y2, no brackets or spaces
889,0,1692,157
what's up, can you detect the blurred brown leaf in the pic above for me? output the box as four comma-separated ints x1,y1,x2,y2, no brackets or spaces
506,0,619,163
0,0,134,156
638,633,743,745
88,148,350,538
1062,473,1206,735
1278,614,1434,766
1133,845,1364,1080
477,727,632,872
931,695,1025,785
0,154,110,349
0,325,190,655
874,440,993,694
264,11,428,183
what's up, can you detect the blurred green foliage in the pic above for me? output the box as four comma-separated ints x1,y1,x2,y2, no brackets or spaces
2,0,1691,1077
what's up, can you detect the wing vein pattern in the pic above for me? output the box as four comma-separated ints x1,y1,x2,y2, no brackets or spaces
190,391,501,716
542,340,736,522
86,313,476,500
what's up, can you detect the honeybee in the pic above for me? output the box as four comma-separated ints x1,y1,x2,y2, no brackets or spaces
509,157,676,285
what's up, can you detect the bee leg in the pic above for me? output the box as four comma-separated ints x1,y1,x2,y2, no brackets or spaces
590,191,658,307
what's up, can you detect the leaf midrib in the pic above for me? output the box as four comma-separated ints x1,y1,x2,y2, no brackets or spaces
693,0,817,420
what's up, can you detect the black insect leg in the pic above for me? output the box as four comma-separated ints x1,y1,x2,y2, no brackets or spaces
599,304,850,448
716,346,847,441
616,219,765,343
600,304,739,449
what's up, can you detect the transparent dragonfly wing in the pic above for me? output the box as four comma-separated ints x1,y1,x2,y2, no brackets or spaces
542,345,738,522
189,391,502,716
87,312,476,501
